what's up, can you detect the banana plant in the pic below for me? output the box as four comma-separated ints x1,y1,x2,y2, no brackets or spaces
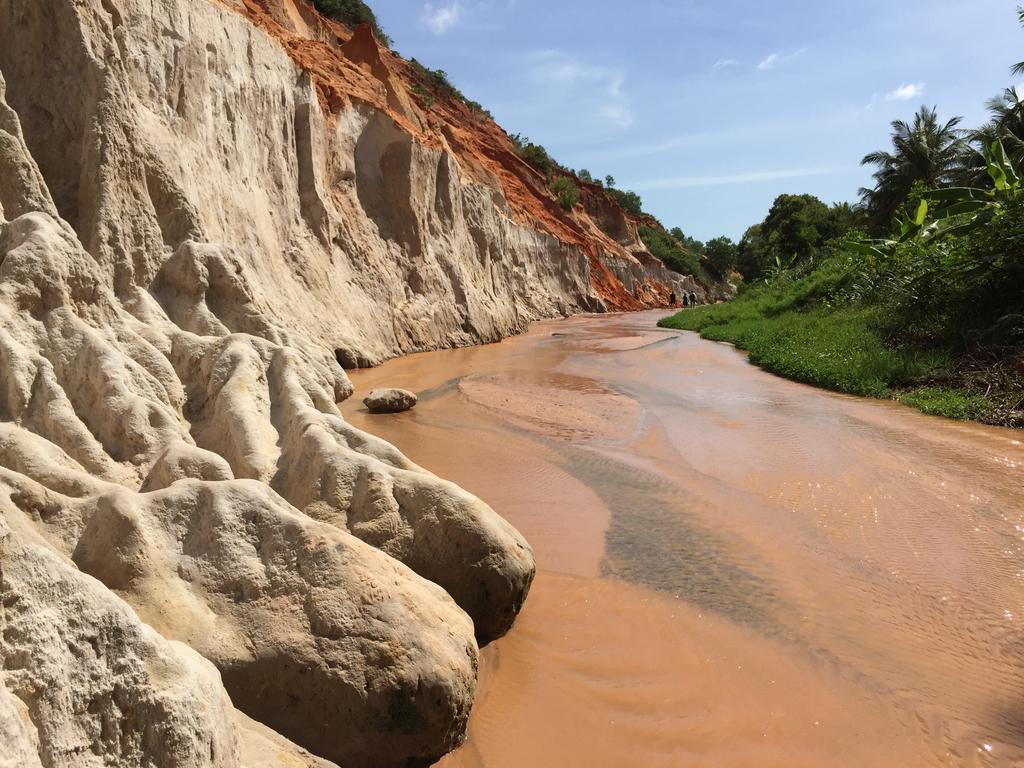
847,139,1021,259
764,252,798,282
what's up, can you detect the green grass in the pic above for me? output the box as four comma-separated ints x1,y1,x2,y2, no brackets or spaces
656,268,1005,422
899,388,995,421
661,303,944,398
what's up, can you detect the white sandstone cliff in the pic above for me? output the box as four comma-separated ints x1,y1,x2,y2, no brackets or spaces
0,0,702,765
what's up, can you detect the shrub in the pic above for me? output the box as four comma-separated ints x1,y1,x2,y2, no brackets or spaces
519,143,554,176
609,188,643,216
406,58,495,117
410,83,434,107
551,176,579,212
312,0,390,46
409,59,459,98
638,225,701,275
465,100,492,119
670,227,706,256
736,195,853,281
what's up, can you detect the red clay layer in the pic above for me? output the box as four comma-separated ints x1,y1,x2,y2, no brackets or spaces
233,0,685,309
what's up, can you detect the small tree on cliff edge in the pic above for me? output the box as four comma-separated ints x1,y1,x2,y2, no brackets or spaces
551,177,579,212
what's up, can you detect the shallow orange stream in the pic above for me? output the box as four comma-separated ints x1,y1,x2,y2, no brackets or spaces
342,311,1024,768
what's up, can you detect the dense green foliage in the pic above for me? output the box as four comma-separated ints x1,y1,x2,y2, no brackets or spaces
551,176,579,212
660,256,947,394
670,227,706,256
312,0,390,45
638,225,701,276
510,135,555,176
735,195,854,281
660,171,1024,422
609,188,643,216
704,236,738,276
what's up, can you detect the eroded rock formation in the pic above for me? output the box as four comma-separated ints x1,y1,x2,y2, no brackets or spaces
363,388,417,413
0,0,709,765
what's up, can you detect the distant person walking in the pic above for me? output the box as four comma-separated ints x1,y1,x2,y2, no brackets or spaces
682,293,690,308
689,291,698,307
670,291,677,306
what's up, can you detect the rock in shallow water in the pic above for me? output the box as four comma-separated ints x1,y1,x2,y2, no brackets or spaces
364,388,419,414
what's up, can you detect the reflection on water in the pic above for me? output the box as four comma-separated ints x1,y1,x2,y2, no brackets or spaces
342,311,1024,768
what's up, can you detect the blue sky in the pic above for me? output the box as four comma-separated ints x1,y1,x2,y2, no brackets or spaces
370,0,1023,241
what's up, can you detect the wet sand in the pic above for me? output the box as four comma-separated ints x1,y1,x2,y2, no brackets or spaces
342,311,1024,768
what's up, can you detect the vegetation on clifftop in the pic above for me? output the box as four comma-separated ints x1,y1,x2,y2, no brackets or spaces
551,176,579,212
312,0,390,45
638,225,700,276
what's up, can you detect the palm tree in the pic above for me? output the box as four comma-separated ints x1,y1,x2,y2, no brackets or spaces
958,88,1024,187
1013,7,1024,76
859,105,965,230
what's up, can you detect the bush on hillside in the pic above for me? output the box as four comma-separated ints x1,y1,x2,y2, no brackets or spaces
670,227,706,256
312,0,390,45
551,176,579,212
409,59,459,99
609,188,643,216
638,225,701,276
519,142,555,176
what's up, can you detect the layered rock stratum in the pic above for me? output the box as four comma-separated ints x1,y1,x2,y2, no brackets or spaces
0,0,709,765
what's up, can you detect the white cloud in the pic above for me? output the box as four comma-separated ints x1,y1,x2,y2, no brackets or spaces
627,166,848,191
422,2,461,35
712,58,739,72
885,82,925,101
525,50,633,129
757,48,807,72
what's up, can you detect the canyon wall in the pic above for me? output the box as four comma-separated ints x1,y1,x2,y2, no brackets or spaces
1,0,704,367
0,0,707,766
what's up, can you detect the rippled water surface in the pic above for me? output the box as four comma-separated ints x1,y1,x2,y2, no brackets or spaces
342,311,1024,768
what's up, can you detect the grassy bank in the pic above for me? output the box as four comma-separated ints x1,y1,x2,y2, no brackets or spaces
658,263,1021,425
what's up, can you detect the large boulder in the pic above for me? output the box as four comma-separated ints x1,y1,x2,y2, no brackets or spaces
0,511,241,768
363,388,418,414
68,480,480,768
